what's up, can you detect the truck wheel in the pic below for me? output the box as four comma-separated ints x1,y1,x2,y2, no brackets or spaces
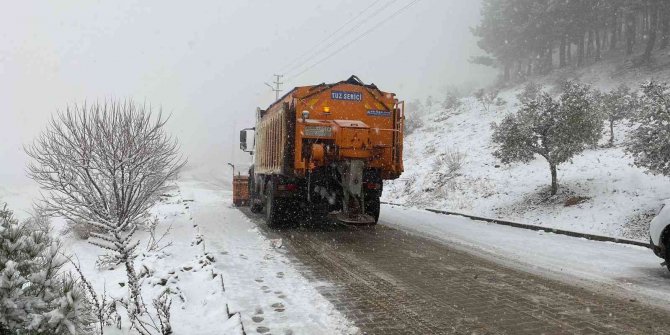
250,201,263,213
249,176,263,213
306,203,329,224
265,181,283,227
365,194,381,225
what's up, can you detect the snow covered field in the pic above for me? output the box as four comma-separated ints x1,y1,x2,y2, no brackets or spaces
43,177,356,335
52,182,243,335
384,88,670,241
380,205,670,310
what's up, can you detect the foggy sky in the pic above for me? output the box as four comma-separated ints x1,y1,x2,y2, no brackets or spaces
0,0,493,195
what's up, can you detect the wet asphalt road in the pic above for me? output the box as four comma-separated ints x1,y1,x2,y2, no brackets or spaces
240,208,670,335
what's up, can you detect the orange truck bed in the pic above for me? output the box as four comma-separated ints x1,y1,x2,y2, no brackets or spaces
253,75,404,180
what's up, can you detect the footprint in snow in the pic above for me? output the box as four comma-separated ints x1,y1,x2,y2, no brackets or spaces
256,326,270,334
271,302,285,312
276,272,284,279
255,278,264,283
251,316,264,323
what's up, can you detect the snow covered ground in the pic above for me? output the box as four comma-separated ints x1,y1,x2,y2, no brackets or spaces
384,88,670,241
46,177,356,335
53,183,244,335
380,204,670,310
0,182,40,220
178,178,358,335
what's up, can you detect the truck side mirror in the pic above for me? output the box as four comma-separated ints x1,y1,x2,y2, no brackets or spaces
240,130,247,151
239,127,255,154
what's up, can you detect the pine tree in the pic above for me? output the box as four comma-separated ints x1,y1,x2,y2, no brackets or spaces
473,0,670,81
0,204,94,334
492,81,602,195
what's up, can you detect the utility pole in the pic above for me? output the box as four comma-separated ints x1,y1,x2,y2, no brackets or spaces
264,74,284,101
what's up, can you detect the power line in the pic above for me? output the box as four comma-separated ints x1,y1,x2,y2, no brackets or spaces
285,0,423,83
283,0,403,77
278,0,385,74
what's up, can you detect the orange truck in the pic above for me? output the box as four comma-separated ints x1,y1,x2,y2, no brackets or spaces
239,76,404,226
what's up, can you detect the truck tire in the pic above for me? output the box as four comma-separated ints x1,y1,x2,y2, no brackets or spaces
265,181,283,227
248,167,262,213
365,194,380,225
250,190,263,213
305,203,329,224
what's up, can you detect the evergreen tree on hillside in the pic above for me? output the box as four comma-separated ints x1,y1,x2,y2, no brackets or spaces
492,81,602,195
473,0,670,81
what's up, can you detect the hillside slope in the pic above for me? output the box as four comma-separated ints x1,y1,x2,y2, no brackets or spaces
384,85,670,241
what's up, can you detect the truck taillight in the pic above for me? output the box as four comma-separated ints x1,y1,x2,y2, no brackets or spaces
365,182,381,190
278,184,298,192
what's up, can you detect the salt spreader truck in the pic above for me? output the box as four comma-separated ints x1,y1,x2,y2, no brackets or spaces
239,76,404,226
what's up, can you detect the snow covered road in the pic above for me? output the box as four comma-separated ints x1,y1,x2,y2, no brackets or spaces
380,205,670,309
235,197,670,334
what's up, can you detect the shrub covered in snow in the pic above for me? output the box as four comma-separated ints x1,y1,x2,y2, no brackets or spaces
492,81,602,195
404,99,425,134
404,114,424,135
516,82,544,106
627,81,670,176
437,148,467,176
441,89,463,111
0,204,94,334
474,88,500,112
63,219,103,240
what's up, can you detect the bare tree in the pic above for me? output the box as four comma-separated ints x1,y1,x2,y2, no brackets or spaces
26,101,185,334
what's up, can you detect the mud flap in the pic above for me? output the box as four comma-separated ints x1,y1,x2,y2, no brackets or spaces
335,212,376,225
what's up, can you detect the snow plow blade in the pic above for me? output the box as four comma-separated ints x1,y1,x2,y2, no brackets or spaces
334,212,376,225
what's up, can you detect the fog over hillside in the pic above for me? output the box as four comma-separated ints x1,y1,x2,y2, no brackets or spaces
0,0,494,196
